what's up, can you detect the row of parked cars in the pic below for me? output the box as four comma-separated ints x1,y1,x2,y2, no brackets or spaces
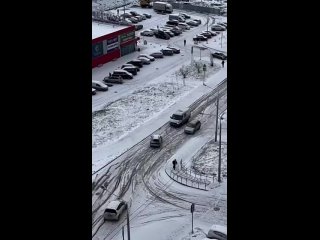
193,22,227,43
120,11,152,30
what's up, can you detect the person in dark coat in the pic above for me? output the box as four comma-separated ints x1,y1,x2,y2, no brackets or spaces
172,159,178,170
222,60,225,68
184,39,186,46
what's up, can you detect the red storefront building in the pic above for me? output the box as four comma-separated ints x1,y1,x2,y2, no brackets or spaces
92,22,139,68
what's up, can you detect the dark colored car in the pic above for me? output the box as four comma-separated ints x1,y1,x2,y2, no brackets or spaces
203,30,217,36
129,17,138,23
103,76,124,84
127,60,144,68
150,134,163,148
168,28,181,36
142,13,152,18
161,48,174,56
135,24,143,30
211,25,226,31
130,11,138,16
200,32,212,38
193,35,207,41
184,120,201,134
186,20,199,26
166,20,179,26
154,31,170,40
211,52,227,60
150,52,164,58
193,19,202,24
167,47,180,54
121,64,140,71
180,13,191,19
122,66,138,75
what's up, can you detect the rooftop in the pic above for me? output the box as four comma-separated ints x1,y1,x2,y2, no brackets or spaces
92,22,128,39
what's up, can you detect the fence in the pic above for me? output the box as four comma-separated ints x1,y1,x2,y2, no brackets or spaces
165,161,211,191
171,2,221,15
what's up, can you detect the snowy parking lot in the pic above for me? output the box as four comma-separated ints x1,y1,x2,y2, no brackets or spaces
92,3,227,240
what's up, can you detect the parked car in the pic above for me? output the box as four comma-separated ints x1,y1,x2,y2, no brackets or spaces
129,17,138,23
140,30,154,36
150,134,163,148
200,31,212,38
135,24,143,30
206,225,227,240
163,30,174,37
130,11,140,17
166,20,179,26
167,46,180,54
211,52,227,60
140,14,147,20
103,200,127,221
168,28,181,35
180,13,191,19
193,35,207,41
138,54,155,61
127,60,144,68
103,75,124,84
150,28,159,33
134,15,143,21
142,13,152,18
193,18,202,24
154,31,170,40
211,24,226,31
122,66,138,75
137,56,151,64
184,120,201,134
187,20,199,26
150,52,164,58
92,88,96,95
120,13,132,18
121,63,140,71
161,48,174,56
203,30,217,36
112,69,133,79
178,22,190,30
92,80,108,91
217,22,227,28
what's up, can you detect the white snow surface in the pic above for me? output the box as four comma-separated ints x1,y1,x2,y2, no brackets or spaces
92,5,227,240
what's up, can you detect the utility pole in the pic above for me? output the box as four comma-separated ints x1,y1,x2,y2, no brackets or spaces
207,14,209,32
214,93,219,142
127,208,131,240
218,113,224,183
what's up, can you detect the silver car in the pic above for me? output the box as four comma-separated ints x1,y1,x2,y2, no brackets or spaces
137,57,151,64
184,120,201,134
103,200,127,221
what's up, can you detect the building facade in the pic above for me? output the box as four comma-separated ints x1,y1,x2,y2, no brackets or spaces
92,24,138,68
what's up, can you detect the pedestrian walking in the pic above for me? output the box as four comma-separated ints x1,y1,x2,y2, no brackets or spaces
221,60,225,68
184,39,186,46
172,159,178,170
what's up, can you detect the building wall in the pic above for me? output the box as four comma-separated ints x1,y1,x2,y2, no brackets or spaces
92,25,136,68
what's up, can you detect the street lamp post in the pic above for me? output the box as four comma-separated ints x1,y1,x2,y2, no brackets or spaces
218,112,225,183
214,94,219,142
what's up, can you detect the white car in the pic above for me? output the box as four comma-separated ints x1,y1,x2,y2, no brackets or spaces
92,80,108,91
138,54,155,61
206,225,227,240
140,30,154,36
103,200,127,221
137,56,151,64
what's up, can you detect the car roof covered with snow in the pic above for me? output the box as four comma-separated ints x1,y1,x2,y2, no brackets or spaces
151,134,161,140
106,200,124,210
